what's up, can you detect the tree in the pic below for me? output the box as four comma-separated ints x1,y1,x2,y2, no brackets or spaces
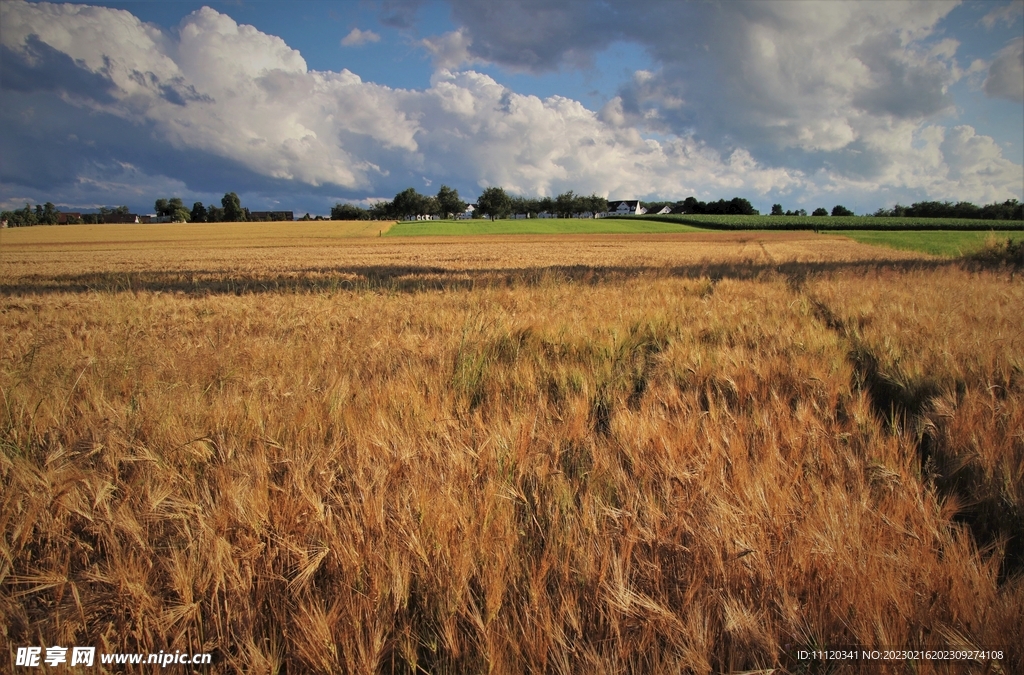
221,193,245,222
35,202,59,225
392,188,427,219
477,186,512,220
555,190,578,218
156,197,190,222
436,185,466,219
771,203,784,216
584,194,608,217
510,195,530,217
206,205,224,222
812,207,829,216
0,203,38,226
368,201,390,220
190,202,208,223
423,196,441,219
331,203,369,220
831,205,853,217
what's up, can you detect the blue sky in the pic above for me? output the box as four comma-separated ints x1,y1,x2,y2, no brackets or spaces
1,0,1022,216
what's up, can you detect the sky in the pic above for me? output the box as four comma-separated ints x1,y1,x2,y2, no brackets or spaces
1,0,1022,216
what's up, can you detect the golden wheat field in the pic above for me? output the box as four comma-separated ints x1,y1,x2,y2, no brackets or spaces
1,222,1022,674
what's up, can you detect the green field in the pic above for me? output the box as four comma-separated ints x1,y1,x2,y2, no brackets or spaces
834,229,1024,257
385,217,705,236
638,213,1024,231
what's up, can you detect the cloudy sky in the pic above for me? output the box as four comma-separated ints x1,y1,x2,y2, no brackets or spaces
1,0,1022,215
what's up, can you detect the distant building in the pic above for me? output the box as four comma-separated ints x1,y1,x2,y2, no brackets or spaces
249,211,294,222
57,212,82,224
606,200,643,216
643,205,671,215
103,213,140,224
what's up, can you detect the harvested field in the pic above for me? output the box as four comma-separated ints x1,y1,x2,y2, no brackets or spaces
2,226,930,294
2,223,1021,674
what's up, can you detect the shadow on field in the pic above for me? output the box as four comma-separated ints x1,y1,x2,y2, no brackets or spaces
0,258,984,297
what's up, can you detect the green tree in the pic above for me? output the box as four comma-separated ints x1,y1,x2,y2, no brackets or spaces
831,205,853,217
423,196,441,218
368,201,391,220
476,186,512,220
812,207,829,216
221,193,245,222
0,203,38,226
585,194,608,217
510,195,529,217
34,202,59,225
190,202,208,223
771,203,784,215
435,185,466,219
555,190,578,218
156,197,190,222
392,188,427,219
331,203,369,220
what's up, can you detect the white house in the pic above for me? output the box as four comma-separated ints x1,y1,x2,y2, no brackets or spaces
606,200,643,216
456,204,477,220
643,205,671,215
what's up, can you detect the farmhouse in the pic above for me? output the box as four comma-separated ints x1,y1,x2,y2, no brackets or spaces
606,200,643,216
643,205,671,215
455,204,477,220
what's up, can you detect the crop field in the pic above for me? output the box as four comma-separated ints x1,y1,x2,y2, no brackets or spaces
639,213,1024,232
834,230,1024,257
2,223,1022,673
386,218,704,237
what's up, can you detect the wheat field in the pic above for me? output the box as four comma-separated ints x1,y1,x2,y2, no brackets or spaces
2,224,1021,673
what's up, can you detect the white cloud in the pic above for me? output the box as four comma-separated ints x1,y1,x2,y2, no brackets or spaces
984,38,1024,101
980,1,1024,29
1,0,1020,212
420,29,484,71
341,28,381,47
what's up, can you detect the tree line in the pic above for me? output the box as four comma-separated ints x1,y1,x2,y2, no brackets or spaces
870,199,1022,220
643,196,759,216
769,204,853,217
0,193,249,226
4,192,1022,227
331,186,614,221
766,200,1022,219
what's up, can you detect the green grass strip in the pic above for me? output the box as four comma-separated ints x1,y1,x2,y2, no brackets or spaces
834,230,1024,257
637,214,1024,231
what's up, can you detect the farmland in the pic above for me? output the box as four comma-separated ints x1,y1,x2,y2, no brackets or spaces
386,218,704,237
2,222,1022,673
834,230,1024,257
638,213,1024,231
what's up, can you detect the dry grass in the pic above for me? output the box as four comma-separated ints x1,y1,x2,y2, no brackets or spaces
1,225,1020,673
1,224,928,286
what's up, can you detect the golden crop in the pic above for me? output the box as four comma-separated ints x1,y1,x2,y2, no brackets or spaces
1,225,1020,673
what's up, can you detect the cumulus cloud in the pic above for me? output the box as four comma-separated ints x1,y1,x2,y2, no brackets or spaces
341,28,380,47
0,0,1020,214
420,29,482,71
984,38,1024,101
